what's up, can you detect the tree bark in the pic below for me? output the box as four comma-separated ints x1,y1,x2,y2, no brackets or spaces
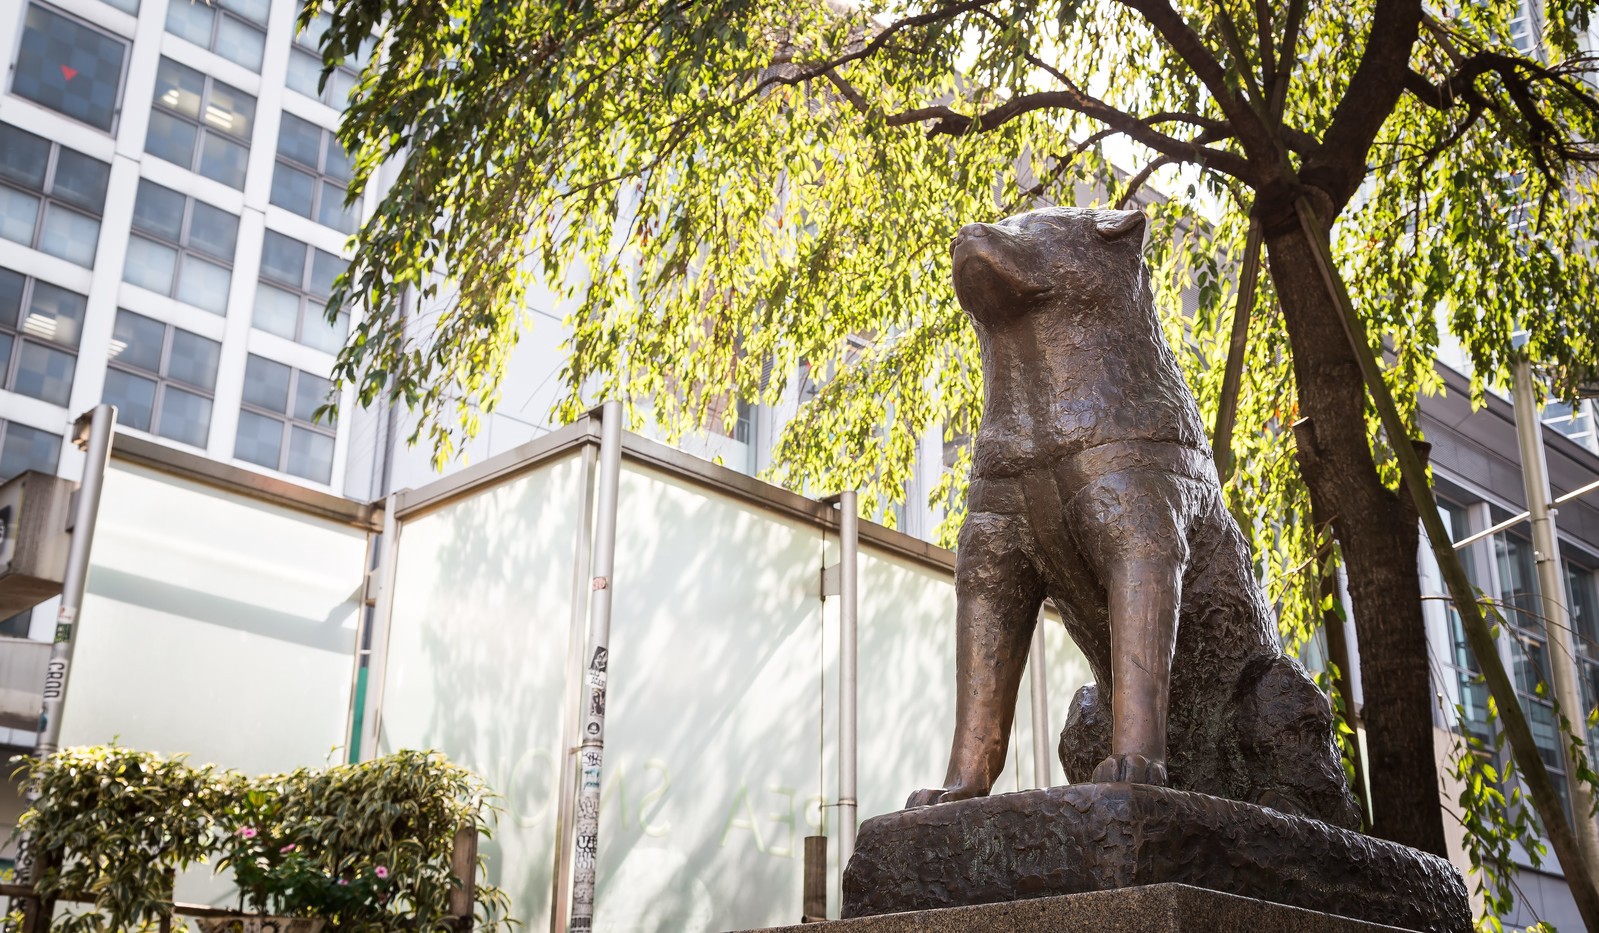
1262,207,1450,858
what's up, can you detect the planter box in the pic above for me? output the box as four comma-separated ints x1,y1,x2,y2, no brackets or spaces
194,919,326,933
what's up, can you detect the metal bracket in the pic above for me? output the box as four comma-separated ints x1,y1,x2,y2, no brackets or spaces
820,563,841,598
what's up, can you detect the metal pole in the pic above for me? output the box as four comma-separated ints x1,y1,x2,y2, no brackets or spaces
18,405,115,893
1453,476,1599,552
35,405,115,759
569,401,624,933
357,492,401,761
837,491,859,885
552,439,598,933
1512,357,1599,878
1028,617,1051,789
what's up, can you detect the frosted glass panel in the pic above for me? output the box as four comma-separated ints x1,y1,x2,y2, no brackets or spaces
374,449,1089,930
593,463,828,932
64,463,364,775
379,453,585,931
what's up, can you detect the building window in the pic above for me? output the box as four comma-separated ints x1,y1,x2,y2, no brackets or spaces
0,123,109,268
285,11,374,111
100,0,138,14
1545,399,1597,454
270,114,356,233
1494,530,1573,816
254,231,348,353
164,0,269,73
124,179,238,315
235,355,336,483
146,57,256,189
1510,0,1541,53
0,420,62,480
103,309,219,448
1439,500,1493,741
11,4,128,132
0,267,84,407
1565,560,1599,765
734,400,754,444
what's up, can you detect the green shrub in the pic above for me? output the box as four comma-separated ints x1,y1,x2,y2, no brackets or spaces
10,747,512,931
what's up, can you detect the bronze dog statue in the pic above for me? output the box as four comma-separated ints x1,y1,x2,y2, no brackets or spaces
907,206,1359,828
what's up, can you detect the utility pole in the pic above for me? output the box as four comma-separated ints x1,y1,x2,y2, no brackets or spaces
1511,356,1599,885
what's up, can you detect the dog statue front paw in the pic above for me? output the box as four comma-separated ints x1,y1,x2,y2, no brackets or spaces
1091,753,1168,786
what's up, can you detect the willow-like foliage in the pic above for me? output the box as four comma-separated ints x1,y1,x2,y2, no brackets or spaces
312,0,1599,922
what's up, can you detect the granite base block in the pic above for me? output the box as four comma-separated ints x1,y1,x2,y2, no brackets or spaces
841,784,1470,933
736,883,1417,932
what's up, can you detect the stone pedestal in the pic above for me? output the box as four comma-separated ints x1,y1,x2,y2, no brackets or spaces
839,784,1470,933
736,882,1420,932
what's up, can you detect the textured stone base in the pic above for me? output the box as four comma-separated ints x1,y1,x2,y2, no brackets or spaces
737,883,1417,932
841,784,1470,933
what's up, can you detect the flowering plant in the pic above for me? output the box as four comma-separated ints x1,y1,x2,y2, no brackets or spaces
210,750,507,928
218,823,393,922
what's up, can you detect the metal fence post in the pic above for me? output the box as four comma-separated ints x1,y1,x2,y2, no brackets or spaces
1029,618,1051,789
552,436,598,933
837,491,859,885
569,401,624,932
33,405,115,759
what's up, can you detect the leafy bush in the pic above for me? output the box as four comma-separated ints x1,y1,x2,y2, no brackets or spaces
13,746,227,931
10,747,512,931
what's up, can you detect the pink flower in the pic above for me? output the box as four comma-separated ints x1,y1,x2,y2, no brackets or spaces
374,866,389,880
279,844,296,853
239,827,257,839
338,878,349,886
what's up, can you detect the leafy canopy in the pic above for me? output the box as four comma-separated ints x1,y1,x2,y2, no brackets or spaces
318,0,1599,638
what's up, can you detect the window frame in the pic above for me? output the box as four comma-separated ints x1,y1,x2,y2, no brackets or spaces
146,56,257,189
253,231,349,352
124,179,239,314
0,123,109,267
9,2,132,134
0,417,63,481
1545,398,1597,453
103,308,220,449
235,354,337,483
0,268,85,407
286,11,373,111
163,0,269,72
270,114,357,233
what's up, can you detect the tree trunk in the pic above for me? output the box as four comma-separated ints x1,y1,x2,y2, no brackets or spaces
1262,212,1450,858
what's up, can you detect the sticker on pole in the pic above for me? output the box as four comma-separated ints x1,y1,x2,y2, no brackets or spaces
42,658,68,701
54,605,76,644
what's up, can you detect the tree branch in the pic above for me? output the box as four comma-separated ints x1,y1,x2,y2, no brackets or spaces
1403,51,1599,177
1313,0,1426,203
822,67,1251,179
1114,155,1178,208
1208,0,1266,105
1254,0,1277,90
920,90,1251,179
1115,0,1278,171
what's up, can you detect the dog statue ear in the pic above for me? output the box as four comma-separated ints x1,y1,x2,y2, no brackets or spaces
1095,210,1146,241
